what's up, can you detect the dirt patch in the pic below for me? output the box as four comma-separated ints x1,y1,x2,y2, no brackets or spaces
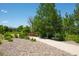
0,38,72,56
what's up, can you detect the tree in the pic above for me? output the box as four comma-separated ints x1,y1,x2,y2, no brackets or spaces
17,25,24,32
23,26,30,33
0,25,4,34
63,12,75,35
30,3,63,39
73,4,79,34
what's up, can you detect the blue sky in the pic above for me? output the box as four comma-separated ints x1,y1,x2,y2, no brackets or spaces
0,3,76,28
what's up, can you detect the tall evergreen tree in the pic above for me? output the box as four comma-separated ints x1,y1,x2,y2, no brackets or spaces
63,13,75,34
73,4,79,34
31,3,63,39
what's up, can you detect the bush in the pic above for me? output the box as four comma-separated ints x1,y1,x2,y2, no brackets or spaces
25,36,30,40
0,34,4,40
11,34,15,38
30,38,36,42
0,39,2,44
39,32,47,38
19,32,27,39
53,33,65,41
19,32,25,38
4,32,13,42
0,34,4,44
5,36,13,42
14,34,19,38
65,34,79,43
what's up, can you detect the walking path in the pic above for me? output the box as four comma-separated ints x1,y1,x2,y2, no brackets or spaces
30,36,79,56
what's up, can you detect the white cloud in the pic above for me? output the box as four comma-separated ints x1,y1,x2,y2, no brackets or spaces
1,9,7,13
4,11,7,13
1,10,4,12
1,20,8,24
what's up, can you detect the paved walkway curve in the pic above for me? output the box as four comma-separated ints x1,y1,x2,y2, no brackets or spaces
30,36,79,56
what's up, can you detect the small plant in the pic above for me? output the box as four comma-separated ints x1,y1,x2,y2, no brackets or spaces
5,35,13,42
73,35,79,43
0,34,4,44
25,36,30,40
14,34,19,38
54,33,65,41
19,31,28,39
4,32,13,42
0,40,2,44
19,32,25,38
30,38,36,42
65,34,79,43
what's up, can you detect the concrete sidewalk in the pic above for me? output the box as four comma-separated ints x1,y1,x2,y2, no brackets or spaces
30,36,79,56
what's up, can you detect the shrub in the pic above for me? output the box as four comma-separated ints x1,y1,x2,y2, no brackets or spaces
54,33,65,41
0,34,4,39
25,36,30,40
13,32,19,38
11,34,15,38
19,32,27,39
0,39,2,44
4,32,13,42
30,38,36,42
14,34,19,38
19,32,25,38
39,32,47,38
0,34,4,44
65,34,79,43
5,36,13,42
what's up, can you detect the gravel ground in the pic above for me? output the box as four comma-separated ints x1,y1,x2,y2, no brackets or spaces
0,38,72,56
63,41,79,46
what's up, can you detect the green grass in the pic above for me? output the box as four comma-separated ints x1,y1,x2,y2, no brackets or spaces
65,34,79,43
